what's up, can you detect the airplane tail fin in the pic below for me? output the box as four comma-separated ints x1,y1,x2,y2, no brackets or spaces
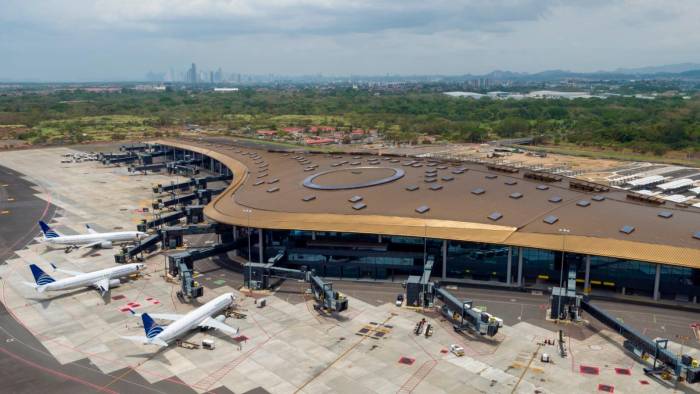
38,221,61,239
141,313,164,339
29,264,55,290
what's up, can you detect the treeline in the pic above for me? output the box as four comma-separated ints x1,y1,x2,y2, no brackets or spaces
0,88,699,154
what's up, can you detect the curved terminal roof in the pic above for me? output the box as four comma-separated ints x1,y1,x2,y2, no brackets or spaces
155,138,700,268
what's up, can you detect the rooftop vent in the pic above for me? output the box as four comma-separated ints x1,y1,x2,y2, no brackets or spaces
411,163,423,168
253,180,265,186
350,161,361,166
267,187,279,193
352,202,367,210
256,173,268,178
592,195,606,202
536,185,549,191
543,215,559,225
427,163,438,167
452,169,466,174
406,185,419,191
441,176,454,182
424,178,437,183
437,165,448,170
569,179,609,193
658,210,673,218
505,180,518,186
487,164,519,174
524,172,563,183
620,225,635,234
415,205,430,214
485,174,498,180
549,196,563,203
488,212,503,221
509,192,523,199
302,195,316,202
472,188,485,195
430,184,443,191
349,195,363,203
577,200,591,207
267,178,279,184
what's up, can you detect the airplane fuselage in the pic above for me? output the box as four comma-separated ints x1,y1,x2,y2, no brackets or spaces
43,231,143,247
157,293,234,344
40,263,142,292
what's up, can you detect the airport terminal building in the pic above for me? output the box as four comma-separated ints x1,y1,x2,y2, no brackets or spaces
154,138,700,303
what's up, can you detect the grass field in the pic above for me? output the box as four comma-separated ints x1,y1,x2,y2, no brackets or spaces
25,115,159,144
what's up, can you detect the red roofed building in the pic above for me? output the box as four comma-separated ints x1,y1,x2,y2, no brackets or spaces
282,127,304,134
305,137,335,145
256,130,277,138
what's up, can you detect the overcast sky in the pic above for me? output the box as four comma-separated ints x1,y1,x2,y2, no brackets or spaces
2,0,699,81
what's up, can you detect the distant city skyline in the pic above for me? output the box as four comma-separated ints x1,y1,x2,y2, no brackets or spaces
2,1,700,82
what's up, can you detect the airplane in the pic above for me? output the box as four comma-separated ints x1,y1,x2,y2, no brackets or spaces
38,220,147,252
122,293,239,347
24,262,145,295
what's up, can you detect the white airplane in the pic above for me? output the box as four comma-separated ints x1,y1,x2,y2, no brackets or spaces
122,293,239,347
39,220,147,251
25,262,145,295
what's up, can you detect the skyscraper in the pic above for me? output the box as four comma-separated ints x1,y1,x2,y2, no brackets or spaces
186,63,197,84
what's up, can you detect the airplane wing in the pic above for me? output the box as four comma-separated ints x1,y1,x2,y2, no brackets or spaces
80,241,103,249
50,263,84,276
128,311,184,321
199,317,239,336
85,224,98,234
94,278,110,295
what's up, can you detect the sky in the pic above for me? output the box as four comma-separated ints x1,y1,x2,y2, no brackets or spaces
1,0,700,81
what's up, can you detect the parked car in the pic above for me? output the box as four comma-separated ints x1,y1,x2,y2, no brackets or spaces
449,344,465,357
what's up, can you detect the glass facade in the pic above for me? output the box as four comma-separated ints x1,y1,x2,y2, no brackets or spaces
446,241,512,283
235,226,697,302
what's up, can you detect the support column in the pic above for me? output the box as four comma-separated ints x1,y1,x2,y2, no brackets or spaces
378,234,382,243
258,229,264,263
311,231,316,241
584,255,591,294
506,247,512,286
442,240,447,280
653,263,661,301
517,247,523,287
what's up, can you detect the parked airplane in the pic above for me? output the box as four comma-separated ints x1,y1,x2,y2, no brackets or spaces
122,293,239,347
24,262,145,295
39,221,147,252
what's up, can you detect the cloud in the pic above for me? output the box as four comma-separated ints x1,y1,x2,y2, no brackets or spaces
1,0,699,80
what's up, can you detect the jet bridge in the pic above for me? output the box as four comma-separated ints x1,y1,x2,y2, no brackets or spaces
405,257,434,308
167,242,238,302
243,260,349,313
433,283,502,337
551,267,700,383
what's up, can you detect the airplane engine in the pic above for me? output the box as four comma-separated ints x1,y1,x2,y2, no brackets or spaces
100,241,113,249
109,279,121,288
215,314,226,322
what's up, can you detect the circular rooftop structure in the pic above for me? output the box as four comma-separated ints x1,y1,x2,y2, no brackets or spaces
303,167,405,190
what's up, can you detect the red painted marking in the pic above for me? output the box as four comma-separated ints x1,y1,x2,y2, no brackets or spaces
398,356,416,366
597,384,614,392
111,295,125,301
440,349,448,354
152,301,160,305
145,297,153,301
119,308,131,313
580,365,600,375
614,368,631,375
639,380,649,385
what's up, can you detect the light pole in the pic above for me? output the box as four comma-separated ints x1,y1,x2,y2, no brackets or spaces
243,208,252,288
556,228,570,321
